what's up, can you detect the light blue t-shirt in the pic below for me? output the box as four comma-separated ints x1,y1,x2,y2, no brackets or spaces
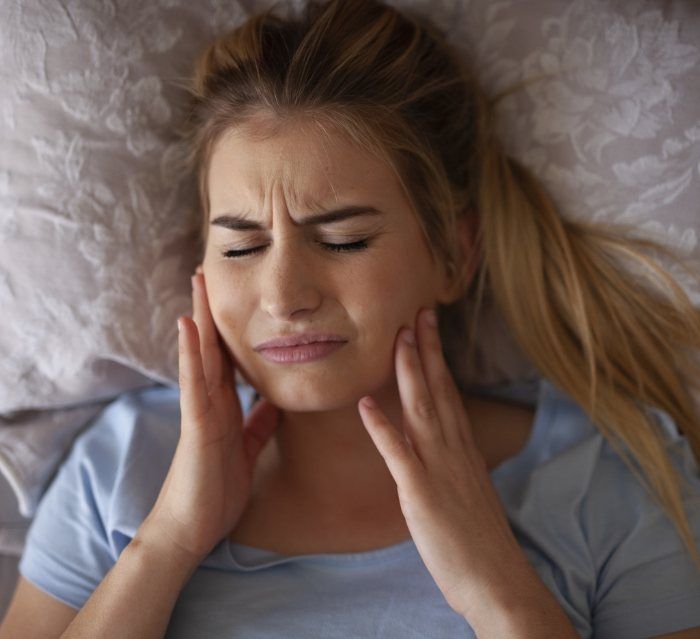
18,377,700,638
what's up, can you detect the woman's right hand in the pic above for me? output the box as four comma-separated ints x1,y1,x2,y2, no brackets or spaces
138,268,280,566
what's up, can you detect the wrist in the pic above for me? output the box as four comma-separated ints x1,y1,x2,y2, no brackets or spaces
466,597,579,639
133,520,203,585
461,560,578,638
61,522,201,638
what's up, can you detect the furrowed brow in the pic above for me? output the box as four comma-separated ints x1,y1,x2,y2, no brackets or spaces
210,205,382,230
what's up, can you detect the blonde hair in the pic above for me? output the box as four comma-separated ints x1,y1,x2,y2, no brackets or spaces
176,0,700,570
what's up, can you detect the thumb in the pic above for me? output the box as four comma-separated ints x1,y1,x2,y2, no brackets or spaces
242,397,281,464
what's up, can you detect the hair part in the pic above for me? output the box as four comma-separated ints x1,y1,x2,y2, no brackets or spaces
175,0,700,571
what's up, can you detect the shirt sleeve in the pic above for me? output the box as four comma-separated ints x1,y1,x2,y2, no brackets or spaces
590,415,700,639
17,409,119,610
17,381,258,611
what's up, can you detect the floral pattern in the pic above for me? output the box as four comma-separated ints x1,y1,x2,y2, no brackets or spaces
0,0,698,548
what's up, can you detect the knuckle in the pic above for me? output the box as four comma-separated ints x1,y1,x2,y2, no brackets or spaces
435,385,454,410
413,397,438,421
178,367,204,390
386,437,411,460
437,374,462,408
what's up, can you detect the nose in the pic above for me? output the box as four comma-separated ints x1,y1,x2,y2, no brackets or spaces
259,237,323,320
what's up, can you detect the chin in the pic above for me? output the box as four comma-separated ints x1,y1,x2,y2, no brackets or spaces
245,372,359,413
269,366,394,412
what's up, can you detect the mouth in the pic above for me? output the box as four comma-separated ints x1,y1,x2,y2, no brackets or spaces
254,333,347,350
256,340,347,364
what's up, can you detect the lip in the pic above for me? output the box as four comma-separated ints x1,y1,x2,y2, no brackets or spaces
257,341,346,364
254,332,347,350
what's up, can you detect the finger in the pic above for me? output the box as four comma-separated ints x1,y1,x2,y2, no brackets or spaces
415,307,470,450
395,325,448,459
243,397,281,464
178,316,211,428
192,273,225,389
358,395,423,488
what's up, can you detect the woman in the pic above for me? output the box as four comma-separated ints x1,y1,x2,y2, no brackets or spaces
2,0,700,637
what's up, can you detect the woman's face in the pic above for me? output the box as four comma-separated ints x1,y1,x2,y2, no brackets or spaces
202,116,459,412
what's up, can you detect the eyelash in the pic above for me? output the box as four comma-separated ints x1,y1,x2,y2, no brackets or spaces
222,239,370,259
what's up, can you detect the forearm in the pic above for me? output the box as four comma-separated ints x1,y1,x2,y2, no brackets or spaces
61,529,199,639
463,558,579,639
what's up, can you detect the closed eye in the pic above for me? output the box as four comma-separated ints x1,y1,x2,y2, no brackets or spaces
222,239,370,259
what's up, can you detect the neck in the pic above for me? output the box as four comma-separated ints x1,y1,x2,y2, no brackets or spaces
259,380,407,510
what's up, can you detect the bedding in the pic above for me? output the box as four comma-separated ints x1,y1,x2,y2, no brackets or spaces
0,0,698,565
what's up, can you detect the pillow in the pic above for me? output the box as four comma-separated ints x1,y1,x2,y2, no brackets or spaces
429,0,700,388
0,401,108,521
0,1,257,415
0,0,698,525
0,0,253,527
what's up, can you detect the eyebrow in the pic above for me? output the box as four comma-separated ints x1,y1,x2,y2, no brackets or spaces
209,205,383,230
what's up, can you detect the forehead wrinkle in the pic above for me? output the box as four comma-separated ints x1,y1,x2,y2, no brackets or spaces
274,125,341,214
211,117,378,225
313,119,341,206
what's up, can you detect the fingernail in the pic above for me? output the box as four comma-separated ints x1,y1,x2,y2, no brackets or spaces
191,274,197,289
177,317,183,332
402,328,415,346
425,308,438,328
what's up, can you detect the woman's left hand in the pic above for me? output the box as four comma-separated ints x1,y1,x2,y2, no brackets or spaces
357,306,535,620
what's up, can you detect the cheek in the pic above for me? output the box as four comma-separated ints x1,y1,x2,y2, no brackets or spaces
204,281,247,344
361,248,432,323
206,293,260,384
350,255,427,367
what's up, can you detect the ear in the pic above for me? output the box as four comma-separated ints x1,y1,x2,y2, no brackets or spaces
436,211,481,305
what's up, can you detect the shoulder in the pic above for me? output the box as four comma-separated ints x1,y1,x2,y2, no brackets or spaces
16,384,184,608
517,378,700,536
38,384,184,553
63,382,259,547
583,405,700,637
531,381,700,525
72,384,182,480
500,378,700,636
